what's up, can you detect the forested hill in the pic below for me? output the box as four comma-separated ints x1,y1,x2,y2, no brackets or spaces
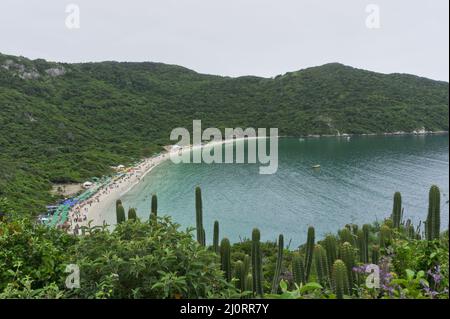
0,52,448,214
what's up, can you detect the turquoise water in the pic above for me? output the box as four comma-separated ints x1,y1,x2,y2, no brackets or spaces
115,135,449,247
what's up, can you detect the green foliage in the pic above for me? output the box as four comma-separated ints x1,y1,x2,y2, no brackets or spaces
271,234,284,293
338,227,354,246
304,226,315,282
70,217,236,298
426,185,441,240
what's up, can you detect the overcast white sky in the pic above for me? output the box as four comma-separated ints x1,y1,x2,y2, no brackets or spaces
0,0,448,81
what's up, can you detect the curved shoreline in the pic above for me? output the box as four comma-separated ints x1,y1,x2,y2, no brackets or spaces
68,136,265,232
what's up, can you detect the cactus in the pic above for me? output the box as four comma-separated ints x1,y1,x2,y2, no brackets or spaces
426,185,441,240
213,221,220,254
314,244,330,285
323,234,338,275
220,238,231,282
116,203,126,224
304,226,315,282
245,274,253,292
127,207,137,221
234,260,246,291
338,227,354,246
379,224,392,248
195,186,205,246
371,245,380,264
243,254,251,277
351,224,359,235
292,253,305,285
150,194,158,221
116,199,122,209
332,260,350,299
362,224,370,263
251,228,263,297
392,192,402,229
271,234,284,294
339,242,355,292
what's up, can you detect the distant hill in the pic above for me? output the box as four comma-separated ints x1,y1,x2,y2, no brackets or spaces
0,52,448,214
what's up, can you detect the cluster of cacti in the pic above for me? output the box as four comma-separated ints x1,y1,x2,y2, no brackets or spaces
379,224,392,248
371,245,380,264
304,226,315,281
150,194,158,221
220,238,231,282
314,244,330,285
195,186,206,246
127,207,137,221
271,234,284,293
426,185,441,240
339,242,355,292
323,234,338,275
392,192,402,229
332,259,350,299
338,227,354,246
292,253,305,285
213,221,220,254
357,224,370,263
251,228,264,297
116,201,126,224
234,254,252,292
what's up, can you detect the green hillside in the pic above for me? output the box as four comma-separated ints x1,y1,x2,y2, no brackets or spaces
0,53,448,214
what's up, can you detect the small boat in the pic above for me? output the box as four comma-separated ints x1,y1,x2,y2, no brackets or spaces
312,164,321,169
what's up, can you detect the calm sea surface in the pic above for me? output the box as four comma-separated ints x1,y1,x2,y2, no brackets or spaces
111,135,449,246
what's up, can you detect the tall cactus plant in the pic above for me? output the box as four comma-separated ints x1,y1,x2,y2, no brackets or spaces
324,234,338,275
392,192,402,229
195,186,205,246
338,227,354,246
213,221,220,254
234,260,246,291
127,207,137,221
362,224,370,263
371,245,380,264
304,226,315,282
150,194,158,221
116,203,126,224
379,224,392,248
220,238,231,282
292,253,305,285
271,234,284,293
314,244,330,285
332,259,350,299
251,228,263,297
340,242,355,293
426,185,441,240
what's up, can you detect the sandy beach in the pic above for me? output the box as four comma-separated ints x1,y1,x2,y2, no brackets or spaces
68,136,264,234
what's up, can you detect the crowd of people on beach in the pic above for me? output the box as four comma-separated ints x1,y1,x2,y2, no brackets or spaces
65,153,169,235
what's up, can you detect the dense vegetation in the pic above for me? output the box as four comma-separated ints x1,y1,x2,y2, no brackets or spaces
0,52,448,215
0,186,448,299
